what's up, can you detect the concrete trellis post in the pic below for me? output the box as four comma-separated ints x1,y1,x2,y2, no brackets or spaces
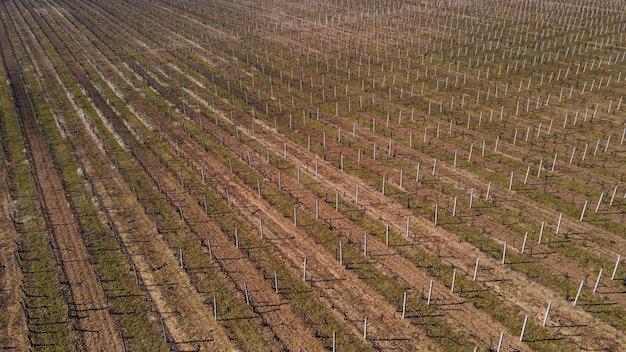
543,302,551,326
595,193,604,213
451,269,457,293
612,255,621,280
303,257,307,281
402,292,407,319
580,201,588,222
473,257,480,281
427,280,433,305
593,269,603,293
520,315,528,341
573,280,584,305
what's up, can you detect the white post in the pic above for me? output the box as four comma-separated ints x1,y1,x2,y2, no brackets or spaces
402,292,407,319
469,188,474,208
595,192,604,213
259,218,264,239
332,331,336,352
274,271,278,294
339,242,343,266
363,317,367,340
244,282,250,305
612,255,621,280
355,186,359,206
382,174,386,195
580,200,588,222
427,280,433,305
593,269,603,293
509,172,514,191
451,269,457,293
539,221,545,244
399,169,403,188
573,280,584,305
303,257,307,281
316,199,319,219
453,196,457,216
213,295,218,320
520,315,528,341
473,257,480,281
294,205,297,227
556,213,563,235
486,182,491,201
610,185,618,206
432,158,437,176
524,165,530,185
502,242,507,264
496,331,504,352
406,216,411,237
434,204,438,226
543,302,551,326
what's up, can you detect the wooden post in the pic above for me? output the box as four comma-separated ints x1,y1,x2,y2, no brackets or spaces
573,280,584,305
593,269,603,293
520,315,528,341
315,199,319,219
473,258,480,281
402,292,407,319
543,302,551,326
612,255,622,280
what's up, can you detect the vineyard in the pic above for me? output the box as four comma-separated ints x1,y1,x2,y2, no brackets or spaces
1,0,626,350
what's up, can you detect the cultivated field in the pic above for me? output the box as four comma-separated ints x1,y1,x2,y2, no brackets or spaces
1,0,626,350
